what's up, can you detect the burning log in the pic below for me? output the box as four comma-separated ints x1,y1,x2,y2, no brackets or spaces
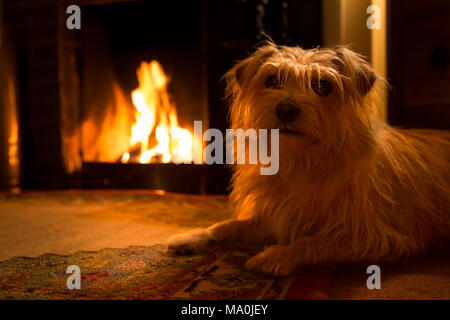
117,145,141,163
118,60,195,165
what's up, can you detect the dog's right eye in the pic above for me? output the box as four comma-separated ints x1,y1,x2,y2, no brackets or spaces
311,79,332,97
265,75,281,89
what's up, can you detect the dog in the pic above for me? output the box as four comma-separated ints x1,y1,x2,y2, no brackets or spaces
168,42,450,277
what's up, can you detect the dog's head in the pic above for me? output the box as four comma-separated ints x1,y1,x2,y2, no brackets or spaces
225,42,385,161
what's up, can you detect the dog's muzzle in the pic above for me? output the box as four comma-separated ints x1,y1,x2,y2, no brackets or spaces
275,100,300,124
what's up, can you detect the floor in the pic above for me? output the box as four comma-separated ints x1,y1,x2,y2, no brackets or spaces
0,193,187,261
330,248,450,299
0,191,449,299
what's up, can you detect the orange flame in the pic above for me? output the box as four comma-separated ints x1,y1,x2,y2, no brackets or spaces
121,61,194,164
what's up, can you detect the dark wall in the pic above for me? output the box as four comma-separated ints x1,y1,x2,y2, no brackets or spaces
388,0,450,129
3,0,75,190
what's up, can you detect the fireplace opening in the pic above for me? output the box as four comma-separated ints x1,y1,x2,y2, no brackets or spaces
80,1,207,165
79,1,215,193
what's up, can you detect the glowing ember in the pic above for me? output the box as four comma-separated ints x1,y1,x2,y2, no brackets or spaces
122,60,194,164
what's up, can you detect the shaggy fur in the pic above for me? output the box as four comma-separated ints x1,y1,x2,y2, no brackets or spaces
168,42,450,277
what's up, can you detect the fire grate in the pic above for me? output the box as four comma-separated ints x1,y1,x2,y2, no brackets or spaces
81,162,231,194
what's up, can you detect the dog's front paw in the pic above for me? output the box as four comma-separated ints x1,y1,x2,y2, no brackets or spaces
245,245,297,277
167,229,213,255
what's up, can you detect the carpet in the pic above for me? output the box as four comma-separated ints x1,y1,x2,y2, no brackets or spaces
0,191,335,300
0,246,334,300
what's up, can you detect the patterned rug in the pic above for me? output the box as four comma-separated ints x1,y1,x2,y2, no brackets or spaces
0,245,334,300
0,191,334,300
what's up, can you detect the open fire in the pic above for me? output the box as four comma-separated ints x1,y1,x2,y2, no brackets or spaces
121,61,194,164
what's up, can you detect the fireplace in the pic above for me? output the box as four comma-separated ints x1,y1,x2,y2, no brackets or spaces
2,0,321,193
79,1,214,193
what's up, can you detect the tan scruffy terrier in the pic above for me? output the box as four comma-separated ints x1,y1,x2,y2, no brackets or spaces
168,42,450,277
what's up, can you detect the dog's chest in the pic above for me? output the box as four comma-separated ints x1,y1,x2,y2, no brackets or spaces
256,179,323,243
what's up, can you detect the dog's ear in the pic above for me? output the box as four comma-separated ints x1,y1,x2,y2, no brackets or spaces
332,46,377,97
233,57,254,87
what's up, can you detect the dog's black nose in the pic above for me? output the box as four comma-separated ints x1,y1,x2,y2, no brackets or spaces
275,100,300,123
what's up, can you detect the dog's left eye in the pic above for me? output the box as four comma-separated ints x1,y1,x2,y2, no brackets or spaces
311,80,332,96
265,75,281,89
